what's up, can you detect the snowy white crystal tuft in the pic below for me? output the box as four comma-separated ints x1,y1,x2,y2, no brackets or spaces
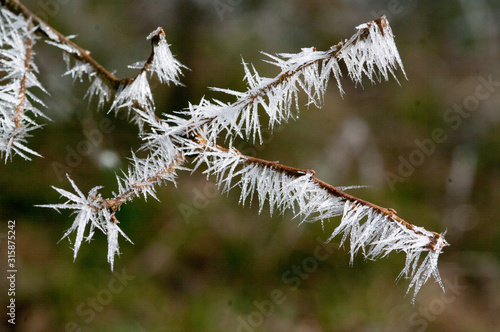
146,27,186,85
0,8,48,162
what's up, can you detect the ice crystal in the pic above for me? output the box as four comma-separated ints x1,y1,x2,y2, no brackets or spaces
45,38,81,56
0,8,48,162
146,27,186,85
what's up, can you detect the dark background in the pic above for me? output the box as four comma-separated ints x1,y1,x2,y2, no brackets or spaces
1,0,499,331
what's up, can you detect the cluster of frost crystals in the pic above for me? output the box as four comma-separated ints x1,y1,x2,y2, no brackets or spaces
40,150,184,268
187,47,342,144
146,27,186,85
337,16,406,85
327,201,448,303
136,109,191,163
192,142,447,303
111,71,154,120
113,151,185,203
0,9,49,162
84,74,113,110
62,55,94,82
110,27,185,131
47,33,118,112
186,17,406,146
38,175,133,271
44,27,184,131
46,38,114,111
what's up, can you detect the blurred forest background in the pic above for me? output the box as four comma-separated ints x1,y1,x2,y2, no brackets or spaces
1,0,499,331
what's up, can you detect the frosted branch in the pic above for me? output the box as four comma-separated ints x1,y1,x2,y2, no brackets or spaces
3,0,186,129
37,175,133,270
191,141,448,302
0,8,48,161
184,16,405,144
1,1,449,303
38,152,185,268
3,0,123,91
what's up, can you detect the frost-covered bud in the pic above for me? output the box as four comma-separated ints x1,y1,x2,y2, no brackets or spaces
146,27,185,85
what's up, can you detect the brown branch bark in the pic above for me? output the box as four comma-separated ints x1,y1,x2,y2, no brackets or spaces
13,18,33,129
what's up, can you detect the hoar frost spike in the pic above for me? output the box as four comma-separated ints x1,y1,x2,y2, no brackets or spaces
0,8,48,161
0,0,447,304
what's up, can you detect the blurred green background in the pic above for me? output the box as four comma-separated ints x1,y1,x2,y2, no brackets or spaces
1,0,499,331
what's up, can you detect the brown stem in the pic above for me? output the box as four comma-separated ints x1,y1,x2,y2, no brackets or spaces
143,28,165,72
92,152,185,213
13,18,32,129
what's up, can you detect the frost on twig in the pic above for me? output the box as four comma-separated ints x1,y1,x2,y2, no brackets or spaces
39,151,186,269
185,16,405,145
191,141,448,303
110,27,186,131
37,175,132,271
0,8,48,162
145,27,186,85
339,17,406,85
44,24,185,130
10,7,447,303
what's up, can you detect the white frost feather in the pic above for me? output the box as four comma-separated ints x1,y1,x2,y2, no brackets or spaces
0,9,48,161
146,27,186,85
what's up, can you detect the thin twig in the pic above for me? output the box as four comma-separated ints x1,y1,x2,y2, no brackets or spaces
13,18,32,129
94,152,185,214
